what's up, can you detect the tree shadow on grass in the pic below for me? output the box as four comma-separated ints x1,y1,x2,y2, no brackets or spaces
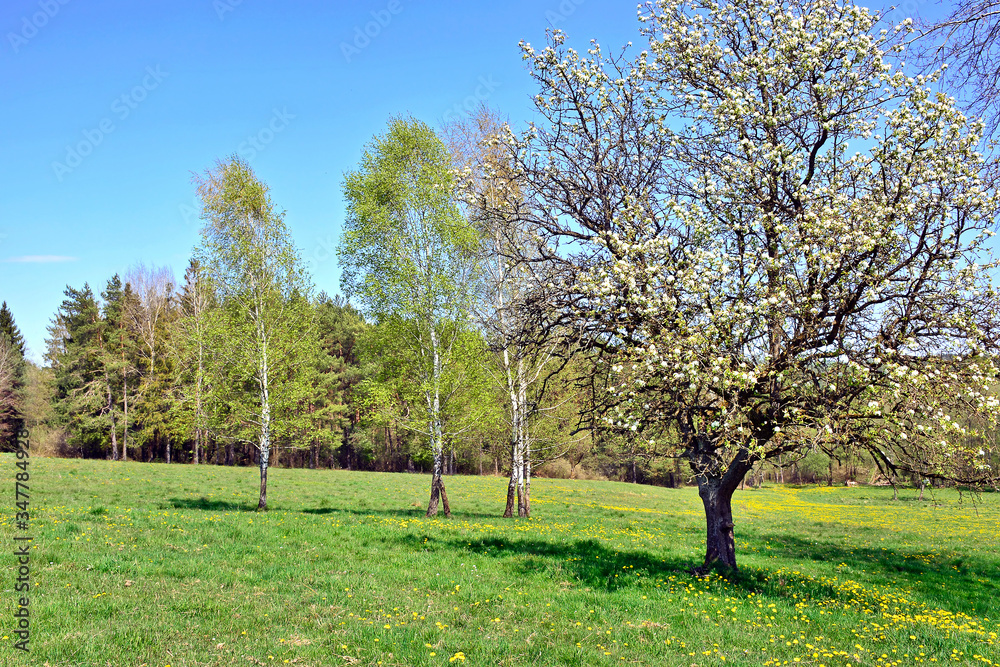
302,506,506,520
398,534,699,592
166,497,257,512
167,496,505,519
435,535,810,598
388,530,998,618
746,531,1000,616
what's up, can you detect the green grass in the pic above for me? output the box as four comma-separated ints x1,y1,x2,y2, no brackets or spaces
1,456,998,666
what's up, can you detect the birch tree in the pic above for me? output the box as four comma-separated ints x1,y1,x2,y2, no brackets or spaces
446,106,572,517
173,259,213,464
124,264,176,462
507,0,1000,571
195,155,315,510
339,116,480,517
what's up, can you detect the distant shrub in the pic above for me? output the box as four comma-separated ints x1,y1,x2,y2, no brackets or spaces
536,458,573,479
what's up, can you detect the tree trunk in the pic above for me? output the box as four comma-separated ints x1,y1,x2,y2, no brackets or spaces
258,449,269,510
122,377,129,462
427,459,452,518
107,378,119,462
520,451,530,518
193,354,203,465
425,418,448,518
503,433,520,518
503,473,517,518
697,478,739,571
691,445,753,573
424,330,451,518
440,478,451,516
258,388,271,511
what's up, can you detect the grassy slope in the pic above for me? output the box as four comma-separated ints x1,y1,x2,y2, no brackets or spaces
1,456,998,666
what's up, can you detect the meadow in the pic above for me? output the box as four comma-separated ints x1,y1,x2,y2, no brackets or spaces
1,456,998,666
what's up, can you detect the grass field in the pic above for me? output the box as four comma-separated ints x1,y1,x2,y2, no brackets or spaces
1,456,998,666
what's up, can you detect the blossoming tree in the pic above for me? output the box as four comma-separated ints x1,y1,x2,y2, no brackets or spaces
506,0,1000,571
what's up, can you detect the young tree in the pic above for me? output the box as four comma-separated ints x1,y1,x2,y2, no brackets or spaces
445,105,576,518
195,155,315,510
114,283,141,461
339,116,481,517
125,263,176,463
172,259,214,464
506,0,1000,571
100,276,127,461
19,361,55,450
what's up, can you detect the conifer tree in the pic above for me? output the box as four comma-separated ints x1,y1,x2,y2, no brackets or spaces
0,301,26,448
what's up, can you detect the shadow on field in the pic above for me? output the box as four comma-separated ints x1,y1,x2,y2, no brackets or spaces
392,530,999,616
302,506,503,520
167,497,257,512
749,531,1000,615
395,534,697,591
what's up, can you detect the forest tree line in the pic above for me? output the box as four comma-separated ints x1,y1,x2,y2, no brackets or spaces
0,286,971,492
1,276,696,484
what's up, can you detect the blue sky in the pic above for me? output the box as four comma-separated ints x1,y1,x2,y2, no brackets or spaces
0,0,947,362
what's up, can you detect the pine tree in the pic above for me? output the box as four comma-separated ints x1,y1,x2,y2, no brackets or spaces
46,285,109,457
0,302,26,448
0,302,25,357
311,294,366,469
